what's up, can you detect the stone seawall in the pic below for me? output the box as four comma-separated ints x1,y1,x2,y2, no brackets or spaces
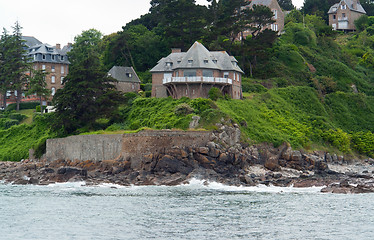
46,130,212,169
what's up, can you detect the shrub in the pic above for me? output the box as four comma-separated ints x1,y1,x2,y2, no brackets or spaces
0,118,19,130
6,102,39,111
208,87,223,101
190,98,215,113
8,113,27,122
174,103,194,116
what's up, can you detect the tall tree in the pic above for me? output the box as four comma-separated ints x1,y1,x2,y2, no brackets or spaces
53,29,123,134
277,0,295,11
0,28,12,109
9,22,29,111
27,69,50,115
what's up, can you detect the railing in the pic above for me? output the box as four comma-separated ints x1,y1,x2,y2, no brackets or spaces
163,76,232,85
338,17,348,21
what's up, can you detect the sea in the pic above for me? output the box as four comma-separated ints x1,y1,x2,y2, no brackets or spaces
1,179,373,240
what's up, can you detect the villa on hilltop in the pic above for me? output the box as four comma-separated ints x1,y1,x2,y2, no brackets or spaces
328,0,366,31
108,66,141,93
150,42,244,99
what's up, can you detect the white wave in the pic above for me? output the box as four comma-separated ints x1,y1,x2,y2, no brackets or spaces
184,178,324,193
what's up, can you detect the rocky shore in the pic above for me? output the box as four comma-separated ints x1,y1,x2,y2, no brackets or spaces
1,124,374,194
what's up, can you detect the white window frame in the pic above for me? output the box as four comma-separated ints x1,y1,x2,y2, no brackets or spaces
61,77,64,84
42,65,46,70
61,66,64,74
223,72,229,78
51,76,55,83
273,9,277,19
51,65,55,72
51,87,56,96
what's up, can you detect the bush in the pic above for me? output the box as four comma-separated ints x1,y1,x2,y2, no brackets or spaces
174,103,194,116
208,87,222,101
242,83,268,93
6,102,39,111
0,118,19,130
8,113,27,122
190,98,215,113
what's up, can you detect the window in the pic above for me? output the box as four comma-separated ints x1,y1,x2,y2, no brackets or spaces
333,15,336,20
223,72,229,78
342,13,346,18
61,77,64,84
51,65,55,72
42,54,46,60
61,56,64,61
204,59,208,64
273,10,277,19
164,73,172,79
271,24,278,31
203,70,213,77
184,70,196,77
51,87,56,96
213,59,217,64
42,65,46,70
51,55,55,60
237,73,240,81
34,54,37,60
51,76,55,83
341,4,346,9
166,62,173,67
61,66,64,74
234,73,236,81
126,73,132,78
132,84,134,90
188,59,193,64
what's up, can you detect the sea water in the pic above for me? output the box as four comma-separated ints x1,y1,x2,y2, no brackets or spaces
1,179,374,240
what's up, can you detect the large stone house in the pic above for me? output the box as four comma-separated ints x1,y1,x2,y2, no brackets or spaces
328,0,366,31
108,66,141,93
1,37,71,107
242,0,285,38
150,42,244,99
24,36,72,98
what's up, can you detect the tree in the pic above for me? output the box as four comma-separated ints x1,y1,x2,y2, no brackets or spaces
27,69,50,115
9,21,30,111
361,0,374,16
53,29,124,134
302,0,340,23
0,28,12,109
277,0,295,11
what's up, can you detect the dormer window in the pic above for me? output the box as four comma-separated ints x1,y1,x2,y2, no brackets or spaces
177,60,181,64
166,62,173,67
232,61,237,66
341,4,346,9
204,59,208,64
213,59,217,64
188,59,193,64
42,54,46,60
126,73,132,78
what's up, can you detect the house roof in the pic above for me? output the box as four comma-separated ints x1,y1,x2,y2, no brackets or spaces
22,36,42,47
108,66,141,83
26,43,71,64
249,0,273,7
150,42,244,74
328,0,366,14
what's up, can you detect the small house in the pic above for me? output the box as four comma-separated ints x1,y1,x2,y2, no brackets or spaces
108,66,141,93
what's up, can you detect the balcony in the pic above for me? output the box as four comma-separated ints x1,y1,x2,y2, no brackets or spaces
163,76,232,85
338,17,348,21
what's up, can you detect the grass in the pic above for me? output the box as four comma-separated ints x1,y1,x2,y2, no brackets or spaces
19,109,35,124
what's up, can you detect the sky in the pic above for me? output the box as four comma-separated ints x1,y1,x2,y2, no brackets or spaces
0,0,304,47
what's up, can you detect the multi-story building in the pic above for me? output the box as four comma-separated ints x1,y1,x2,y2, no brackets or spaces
328,0,366,31
150,41,244,99
24,36,72,99
0,37,71,107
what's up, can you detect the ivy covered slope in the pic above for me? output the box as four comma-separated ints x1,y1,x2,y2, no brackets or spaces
0,114,56,161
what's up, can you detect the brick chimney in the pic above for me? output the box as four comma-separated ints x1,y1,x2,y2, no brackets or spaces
353,0,357,9
56,43,61,49
171,48,182,53
67,42,72,48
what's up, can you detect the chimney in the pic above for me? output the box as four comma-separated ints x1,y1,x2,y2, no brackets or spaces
353,0,357,9
67,42,72,48
171,48,181,53
56,43,61,49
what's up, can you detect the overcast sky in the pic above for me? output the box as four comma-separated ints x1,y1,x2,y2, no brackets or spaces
0,0,304,47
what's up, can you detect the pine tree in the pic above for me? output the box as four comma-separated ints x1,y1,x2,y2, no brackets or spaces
27,69,50,115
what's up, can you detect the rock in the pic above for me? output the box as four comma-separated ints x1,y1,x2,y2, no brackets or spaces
291,151,302,161
57,167,87,177
264,157,280,171
189,115,200,129
198,147,209,155
325,153,332,163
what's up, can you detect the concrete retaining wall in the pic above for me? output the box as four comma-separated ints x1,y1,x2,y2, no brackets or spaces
46,130,212,168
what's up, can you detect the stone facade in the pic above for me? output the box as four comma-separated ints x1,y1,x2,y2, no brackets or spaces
108,66,141,93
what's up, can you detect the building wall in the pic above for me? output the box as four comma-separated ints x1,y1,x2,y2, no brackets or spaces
33,62,69,100
151,73,168,98
329,2,365,31
115,82,140,93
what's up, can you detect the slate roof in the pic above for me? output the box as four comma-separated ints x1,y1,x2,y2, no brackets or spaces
108,66,141,83
328,0,366,14
150,42,244,74
22,36,42,47
249,0,273,7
